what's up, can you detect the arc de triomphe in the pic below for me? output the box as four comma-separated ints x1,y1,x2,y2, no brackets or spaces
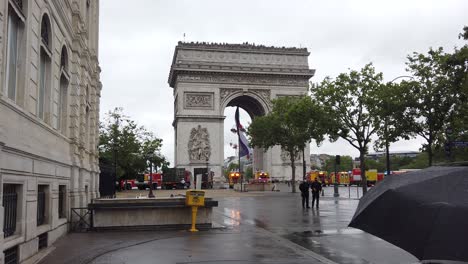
168,42,315,183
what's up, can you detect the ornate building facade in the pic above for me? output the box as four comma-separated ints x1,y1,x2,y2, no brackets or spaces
0,0,101,262
168,42,314,182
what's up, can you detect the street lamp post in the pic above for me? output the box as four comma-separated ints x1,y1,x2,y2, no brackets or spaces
147,153,155,198
206,156,209,189
302,150,306,181
384,75,414,176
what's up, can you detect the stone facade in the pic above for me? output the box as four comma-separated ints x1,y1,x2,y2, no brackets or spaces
168,42,314,182
0,0,101,263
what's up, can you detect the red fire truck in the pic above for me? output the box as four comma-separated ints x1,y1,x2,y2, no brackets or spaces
136,173,162,190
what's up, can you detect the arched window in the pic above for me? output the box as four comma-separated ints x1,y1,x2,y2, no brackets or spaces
5,0,25,102
60,46,68,72
40,14,51,49
57,46,69,132
38,14,52,121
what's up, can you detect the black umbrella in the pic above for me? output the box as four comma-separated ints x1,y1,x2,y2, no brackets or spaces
349,166,468,262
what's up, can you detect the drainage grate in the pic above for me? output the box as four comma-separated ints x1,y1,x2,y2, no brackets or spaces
4,246,18,264
38,232,48,250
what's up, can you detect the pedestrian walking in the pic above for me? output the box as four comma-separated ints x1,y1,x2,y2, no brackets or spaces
311,178,322,209
299,180,310,208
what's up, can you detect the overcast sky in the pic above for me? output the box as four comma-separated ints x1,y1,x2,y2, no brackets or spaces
98,0,467,164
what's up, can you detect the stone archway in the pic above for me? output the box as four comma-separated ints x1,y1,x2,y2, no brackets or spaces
168,42,315,184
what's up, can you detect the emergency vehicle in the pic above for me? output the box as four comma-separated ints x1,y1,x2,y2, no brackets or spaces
328,171,350,186
136,173,162,190
307,171,328,185
228,171,241,188
255,171,270,183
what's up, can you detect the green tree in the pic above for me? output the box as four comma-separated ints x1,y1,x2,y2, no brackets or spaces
370,81,414,174
99,108,166,186
404,47,460,166
248,96,329,193
245,166,254,180
323,155,353,173
402,153,430,169
313,63,383,194
224,162,239,179
448,27,468,147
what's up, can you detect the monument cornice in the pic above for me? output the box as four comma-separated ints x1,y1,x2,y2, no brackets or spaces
177,41,310,55
172,70,312,88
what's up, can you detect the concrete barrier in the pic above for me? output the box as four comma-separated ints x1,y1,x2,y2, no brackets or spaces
90,197,218,231
234,183,273,192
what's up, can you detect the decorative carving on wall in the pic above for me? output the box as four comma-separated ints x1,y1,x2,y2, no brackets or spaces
249,89,271,106
177,74,308,87
184,92,213,109
178,50,309,66
281,149,302,163
188,125,211,162
219,88,242,100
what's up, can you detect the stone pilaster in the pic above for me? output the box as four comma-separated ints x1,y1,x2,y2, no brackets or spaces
0,142,5,264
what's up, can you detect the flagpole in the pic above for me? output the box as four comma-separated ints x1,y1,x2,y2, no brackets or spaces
237,106,243,192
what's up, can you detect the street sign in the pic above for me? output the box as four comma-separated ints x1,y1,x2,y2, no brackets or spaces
452,141,468,147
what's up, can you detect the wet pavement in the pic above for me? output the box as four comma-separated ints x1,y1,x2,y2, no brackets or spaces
40,184,419,264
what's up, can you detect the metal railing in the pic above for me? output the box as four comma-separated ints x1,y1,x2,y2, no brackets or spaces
3,185,17,238
70,207,93,232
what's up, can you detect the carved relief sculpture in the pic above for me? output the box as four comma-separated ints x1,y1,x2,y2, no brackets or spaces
177,73,309,87
188,125,211,162
280,149,302,163
184,92,213,109
249,89,271,106
219,88,242,101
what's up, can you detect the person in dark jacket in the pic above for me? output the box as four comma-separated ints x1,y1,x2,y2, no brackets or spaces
311,178,322,209
299,180,310,208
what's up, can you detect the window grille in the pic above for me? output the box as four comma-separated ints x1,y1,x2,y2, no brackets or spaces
58,185,66,218
4,246,18,264
37,186,46,226
3,185,18,238
38,233,48,250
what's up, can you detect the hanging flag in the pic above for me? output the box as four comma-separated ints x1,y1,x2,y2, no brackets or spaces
235,106,242,130
239,130,252,158
235,107,252,158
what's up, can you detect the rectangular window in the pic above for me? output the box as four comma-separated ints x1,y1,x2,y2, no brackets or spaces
38,232,48,250
38,50,47,119
37,185,47,226
58,185,66,219
3,184,18,238
4,245,18,264
58,77,68,131
6,8,20,101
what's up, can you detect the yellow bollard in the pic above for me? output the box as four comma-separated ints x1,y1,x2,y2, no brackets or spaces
185,190,205,232
190,206,199,232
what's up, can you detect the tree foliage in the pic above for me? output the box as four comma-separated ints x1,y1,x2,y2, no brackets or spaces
99,108,167,184
369,81,415,173
248,96,329,193
322,155,353,174
313,63,383,194
404,47,462,166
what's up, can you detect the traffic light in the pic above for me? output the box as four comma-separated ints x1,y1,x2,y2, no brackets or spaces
335,155,341,165
444,142,451,158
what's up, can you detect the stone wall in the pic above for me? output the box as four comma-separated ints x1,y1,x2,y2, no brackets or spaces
0,0,101,263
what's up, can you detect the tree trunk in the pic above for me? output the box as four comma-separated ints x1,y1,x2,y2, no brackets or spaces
385,138,391,176
302,148,306,181
428,140,433,167
290,154,296,193
385,122,391,176
360,150,368,194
